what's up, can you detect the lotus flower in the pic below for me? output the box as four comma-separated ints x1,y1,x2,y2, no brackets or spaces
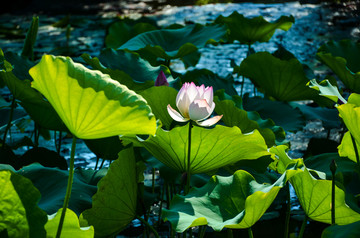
167,82,222,127
155,71,169,86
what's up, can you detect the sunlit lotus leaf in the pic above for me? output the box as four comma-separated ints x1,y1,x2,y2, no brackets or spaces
214,92,285,146
307,79,347,104
236,52,318,101
180,69,237,96
80,147,137,237
243,96,305,132
123,125,270,174
163,169,290,232
290,167,360,225
30,55,156,139
139,86,178,130
105,19,158,49
45,208,94,238
269,145,305,175
0,50,67,131
18,163,97,215
338,132,360,163
0,170,47,238
317,40,360,93
214,12,294,44
322,220,360,238
119,23,227,65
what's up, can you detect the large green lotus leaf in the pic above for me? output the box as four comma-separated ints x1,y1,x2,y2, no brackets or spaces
317,40,360,93
337,94,360,144
269,145,305,175
243,96,305,132
289,102,341,130
307,79,347,104
123,125,270,174
180,69,237,96
163,169,289,232
236,52,318,101
84,136,124,161
119,23,227,64
0,51,67,131
81,53,154,92
338,132,360,163
214,92,285,146
80,147,137,238
290,167,360,225
30,55,156,139
45,208,94,238
18,164,97,215
214,12,294,44
105,19,157,49
0,170,47,238
322,220,360,238
139,86,178,130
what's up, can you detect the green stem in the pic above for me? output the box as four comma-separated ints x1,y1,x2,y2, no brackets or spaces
298,216,307,238
199,226,206,238
227,229,233,238
137,216,160,238
2,98,16,148
56,136,77,238
284,182,291,238
350,133,360,174
185,121,193,195
248,227,254,238
330,159,337,225
152,168,156,194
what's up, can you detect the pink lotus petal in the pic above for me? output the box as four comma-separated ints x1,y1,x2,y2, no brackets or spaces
187,82,200,102
196,115,223,127
167,104,189,122
203,86,213,107
189,99,212,121
155,71,169,86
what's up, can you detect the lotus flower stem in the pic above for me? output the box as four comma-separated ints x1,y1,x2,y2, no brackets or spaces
330,159,337,225
350,133,360,173
248,227,254,238
56,136,77,238
199,226,206,238
2,97,15,148
185,121,193,195
284,182,291,238
137,215,160,238
298,216,307,238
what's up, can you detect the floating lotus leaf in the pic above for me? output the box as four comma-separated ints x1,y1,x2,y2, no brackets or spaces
162,169,290,232
214,12,294,44
30,55,156,139
80,147,137,237
45,208,94,238
180,69,237,96
123,125,270,174
317,40,360,93
105,19,157,49
0,170,47,238
119,23,227,65
236,52,318,101
243,96,305,132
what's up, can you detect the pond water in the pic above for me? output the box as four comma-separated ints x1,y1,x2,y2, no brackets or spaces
0,1,358,166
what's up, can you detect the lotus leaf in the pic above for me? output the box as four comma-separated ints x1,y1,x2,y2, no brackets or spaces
80,147,138,237
123,125,270,174
21,16,38,60
105,20,157,49
322,220,360,238
45,208,94,238
162,169,290,232
0,170,47,238
338,132,360,163
119,23,227,66
236,52,318,101
214,12,294,44
308,79,346,104
290,167,360,225
30,54,157,139
317,40,360,93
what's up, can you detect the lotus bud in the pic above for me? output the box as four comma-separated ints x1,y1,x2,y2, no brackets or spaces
155,71,169,86
167,82,222,127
